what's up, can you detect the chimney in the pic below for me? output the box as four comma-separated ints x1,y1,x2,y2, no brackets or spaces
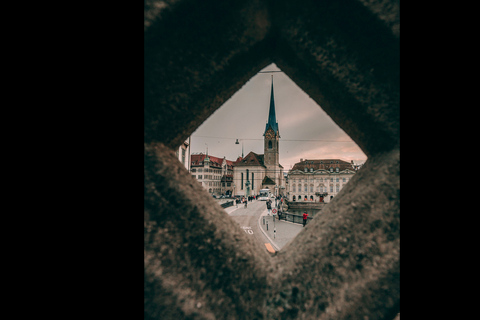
300,158,303,162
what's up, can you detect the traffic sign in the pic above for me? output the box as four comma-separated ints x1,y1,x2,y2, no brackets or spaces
272,208,277,214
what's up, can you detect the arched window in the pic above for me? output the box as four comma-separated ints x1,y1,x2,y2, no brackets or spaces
268,141,272,149
310,184,314,192
304,184,307,192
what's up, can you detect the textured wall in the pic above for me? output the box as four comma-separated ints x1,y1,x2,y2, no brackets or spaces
145,0,399,318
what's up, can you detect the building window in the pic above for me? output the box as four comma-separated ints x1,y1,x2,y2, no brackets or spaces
336,167,339,172
336,184,340,192
182,148,186,164
330,185,333,192
198,175,202,179
293,185,296,192
310,184,314,192
241,173,243,190
343,177,346,182
252,173,254,189
268,140,273,149
310,168,313,172
304,185,307,192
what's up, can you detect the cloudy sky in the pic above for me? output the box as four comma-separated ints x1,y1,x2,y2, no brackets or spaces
191,63,367,171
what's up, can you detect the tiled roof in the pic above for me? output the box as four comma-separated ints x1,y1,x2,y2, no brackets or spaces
234,151,265,167
262,176,276,185
291,159,353,172
191,153,235,168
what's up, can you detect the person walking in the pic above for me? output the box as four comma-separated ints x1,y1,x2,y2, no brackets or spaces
303,211,308,227
244,197,248,208
266,199,272,215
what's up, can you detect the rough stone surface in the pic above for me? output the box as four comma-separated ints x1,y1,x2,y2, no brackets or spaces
144,0,400,319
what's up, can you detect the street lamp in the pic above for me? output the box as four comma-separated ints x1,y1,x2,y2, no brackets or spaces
235,138,244,158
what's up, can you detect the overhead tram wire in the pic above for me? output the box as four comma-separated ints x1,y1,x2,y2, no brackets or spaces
192,135,356,143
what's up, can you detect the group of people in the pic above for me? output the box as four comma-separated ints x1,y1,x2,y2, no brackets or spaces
235,195,256,208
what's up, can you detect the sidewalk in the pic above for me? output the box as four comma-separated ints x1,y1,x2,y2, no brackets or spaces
258,210,303,251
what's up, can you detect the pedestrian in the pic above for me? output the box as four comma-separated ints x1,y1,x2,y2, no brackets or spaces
235,197,238,208
266,199,272,215
303,211,308,227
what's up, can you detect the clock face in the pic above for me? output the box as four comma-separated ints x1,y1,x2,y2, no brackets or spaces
265,129,275,139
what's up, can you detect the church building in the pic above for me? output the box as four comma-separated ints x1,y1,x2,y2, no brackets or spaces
233,77,284,197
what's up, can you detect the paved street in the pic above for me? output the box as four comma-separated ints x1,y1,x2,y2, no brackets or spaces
224,200,303,253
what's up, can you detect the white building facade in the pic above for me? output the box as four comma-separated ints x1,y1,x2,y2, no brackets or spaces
287,159,357,203
190,153,234,196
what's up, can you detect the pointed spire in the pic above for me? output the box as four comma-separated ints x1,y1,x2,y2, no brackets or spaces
264,75,279,136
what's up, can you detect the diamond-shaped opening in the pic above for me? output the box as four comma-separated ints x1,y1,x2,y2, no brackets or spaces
186,62,367,251
145,2,399,318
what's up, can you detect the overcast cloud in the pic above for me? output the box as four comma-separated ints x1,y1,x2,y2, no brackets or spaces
191,63,367,170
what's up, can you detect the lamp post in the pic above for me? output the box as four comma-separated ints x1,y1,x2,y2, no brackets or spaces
275,185,278,208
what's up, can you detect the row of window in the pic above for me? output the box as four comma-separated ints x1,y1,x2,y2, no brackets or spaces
292,185,341,193
192,175,223,180
291,177,349,183
192,168,231,174
300,167,342,173
240,171,254,190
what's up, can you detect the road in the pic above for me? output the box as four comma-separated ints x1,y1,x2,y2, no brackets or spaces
227,200,273,252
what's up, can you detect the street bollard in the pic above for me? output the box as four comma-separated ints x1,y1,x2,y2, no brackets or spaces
274,228,276,239
266,221,268,231
263,217,265,225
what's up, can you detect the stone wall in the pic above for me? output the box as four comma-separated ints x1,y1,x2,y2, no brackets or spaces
145,0,399,319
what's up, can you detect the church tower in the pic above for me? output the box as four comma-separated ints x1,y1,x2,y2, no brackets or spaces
263,76,280,184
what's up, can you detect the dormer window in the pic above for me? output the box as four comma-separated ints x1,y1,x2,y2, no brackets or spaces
304,168,308,172
336,167,339,172
330,167,333,173
310,168,314,172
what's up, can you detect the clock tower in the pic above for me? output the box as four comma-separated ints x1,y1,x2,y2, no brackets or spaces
263,76,280,185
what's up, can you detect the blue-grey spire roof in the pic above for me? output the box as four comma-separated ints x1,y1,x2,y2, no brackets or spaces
264,76,279,136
